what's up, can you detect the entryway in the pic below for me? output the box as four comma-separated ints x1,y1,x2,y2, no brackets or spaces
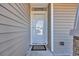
30,4,48,51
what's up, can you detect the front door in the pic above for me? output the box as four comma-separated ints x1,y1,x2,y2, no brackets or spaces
31,11,48,45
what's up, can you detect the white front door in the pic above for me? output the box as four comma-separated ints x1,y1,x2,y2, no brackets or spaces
31,11,48,45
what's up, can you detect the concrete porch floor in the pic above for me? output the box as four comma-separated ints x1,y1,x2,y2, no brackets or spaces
27,50,53,56
26,46,54,56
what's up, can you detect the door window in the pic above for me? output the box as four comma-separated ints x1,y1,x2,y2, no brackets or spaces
36,20,44,35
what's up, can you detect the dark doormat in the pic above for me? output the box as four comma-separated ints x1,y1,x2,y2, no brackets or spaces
31,45,46,51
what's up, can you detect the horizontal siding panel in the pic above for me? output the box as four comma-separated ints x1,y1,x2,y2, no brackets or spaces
54,26,74,28
54,11,76,14
0,15,27,28
1,4,27,21
54,16,75,18
9,4,28,20
0,32,26,43
54,22,74,25
0,37,24,56
54,17,75,19
53,4,77,9
0,3,30,56
0,25,28,33
53,3,77,55
54,14,76,18
54,6,77,8
54,20,75,22
0,35,23,54
0,4,28,25
1,41,24,56
54,11,76,13
54,10,76,12
16,4,30,21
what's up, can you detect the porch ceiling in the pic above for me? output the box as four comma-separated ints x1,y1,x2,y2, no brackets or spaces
30,3,48,8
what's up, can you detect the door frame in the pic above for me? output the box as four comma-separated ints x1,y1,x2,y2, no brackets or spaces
51,4,53,52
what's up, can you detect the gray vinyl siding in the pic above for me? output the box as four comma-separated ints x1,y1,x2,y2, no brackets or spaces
53,4,77,55
0,3,30,56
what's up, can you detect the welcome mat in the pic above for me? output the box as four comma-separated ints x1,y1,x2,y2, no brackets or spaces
31,45,46,51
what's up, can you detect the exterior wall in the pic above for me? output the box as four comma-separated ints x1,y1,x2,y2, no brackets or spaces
0,3,30,56
53,3,77,55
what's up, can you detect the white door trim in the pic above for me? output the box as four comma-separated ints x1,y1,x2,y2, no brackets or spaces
51,4,54,52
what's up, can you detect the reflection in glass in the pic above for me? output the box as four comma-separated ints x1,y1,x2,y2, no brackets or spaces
36,20,44,35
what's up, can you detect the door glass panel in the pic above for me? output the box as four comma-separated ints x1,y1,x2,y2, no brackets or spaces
36,20,44,35
31,12,47,45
